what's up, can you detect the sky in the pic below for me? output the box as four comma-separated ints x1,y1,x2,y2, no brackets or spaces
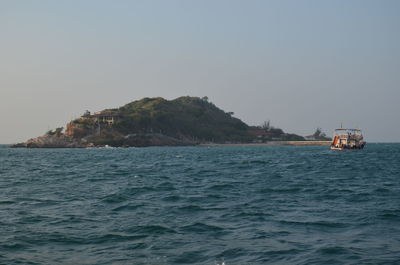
1,0,399,143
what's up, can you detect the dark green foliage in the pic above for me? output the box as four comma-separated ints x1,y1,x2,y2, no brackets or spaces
250,120,305,142
269,127,284,135
47,127,64,136
282,133,305,141
313,127,323,137
72,118,96,128
91,136,125,147
311,127,330,140
114,96,250,143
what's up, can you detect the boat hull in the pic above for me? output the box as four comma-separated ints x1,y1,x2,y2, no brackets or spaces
330,144,366,151
330,147,344,151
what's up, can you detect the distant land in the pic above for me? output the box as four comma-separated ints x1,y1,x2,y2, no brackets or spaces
13,96,330,148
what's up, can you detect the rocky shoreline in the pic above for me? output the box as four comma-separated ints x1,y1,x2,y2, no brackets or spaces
12,133,197,148
12,133,331,148
12,134,87,148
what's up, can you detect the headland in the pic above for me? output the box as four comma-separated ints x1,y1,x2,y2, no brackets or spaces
13,96,331,148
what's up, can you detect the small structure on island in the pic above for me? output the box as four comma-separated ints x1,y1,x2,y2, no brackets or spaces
64,110,122,137
248,129,275,142
91,111,121,125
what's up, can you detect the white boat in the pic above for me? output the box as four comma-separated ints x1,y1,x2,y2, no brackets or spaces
330,128,366,150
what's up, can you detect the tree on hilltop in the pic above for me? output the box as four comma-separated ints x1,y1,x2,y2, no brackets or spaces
261,120,271,131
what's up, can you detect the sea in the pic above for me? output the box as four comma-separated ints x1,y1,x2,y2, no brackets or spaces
0,144,399,265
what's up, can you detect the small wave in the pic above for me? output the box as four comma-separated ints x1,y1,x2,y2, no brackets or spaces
242,160,268,165
126,225,177,235
317,246,349,255
233,211,272,218
172,250,209,264
102,187,156,203
250,248,302,263
123,242,148,250
378,210,400,220
0,200,15,205
178,205,207,212
16,215,56,225
89,233,148,244
101,193,128,203
162,195,181,202
208,184,235,191
178,205,227,213
1,242,26,250
374,187,391,193
218,247,246,259
346,193,372,203
278,219,347,229
260,187,302,193
50,215,96,225
111,204,143,212
126,186,157,194
155,181,176,191
180,222,224,233
14,232,85,246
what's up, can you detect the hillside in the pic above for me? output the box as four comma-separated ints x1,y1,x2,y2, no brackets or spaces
114,96,250,142
14,96,307,147
62,96,251,147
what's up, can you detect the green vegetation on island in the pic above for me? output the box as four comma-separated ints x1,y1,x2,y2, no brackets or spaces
66,96,252,146
248,120,306,142
14,96,330,148
304,127,331,141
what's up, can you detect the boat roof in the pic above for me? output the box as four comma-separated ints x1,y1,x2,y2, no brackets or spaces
334,128,362,132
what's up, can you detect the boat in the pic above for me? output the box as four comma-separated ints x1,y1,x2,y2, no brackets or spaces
330,128,366,150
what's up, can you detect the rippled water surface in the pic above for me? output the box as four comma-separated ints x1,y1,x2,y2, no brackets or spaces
1,144,400,264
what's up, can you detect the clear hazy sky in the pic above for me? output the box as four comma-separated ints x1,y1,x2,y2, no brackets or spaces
1,0,399,143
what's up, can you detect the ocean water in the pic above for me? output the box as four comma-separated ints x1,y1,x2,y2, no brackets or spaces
0,144,399,265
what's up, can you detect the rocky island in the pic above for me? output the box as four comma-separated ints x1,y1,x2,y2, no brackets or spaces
13,96,325,148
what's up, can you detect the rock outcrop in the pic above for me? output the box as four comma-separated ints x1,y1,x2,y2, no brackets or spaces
12,132,197,148
12,134,86,148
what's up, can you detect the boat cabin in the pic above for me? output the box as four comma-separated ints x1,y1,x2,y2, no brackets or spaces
331,129,366,150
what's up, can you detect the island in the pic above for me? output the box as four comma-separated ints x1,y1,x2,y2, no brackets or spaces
13,96,331,148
